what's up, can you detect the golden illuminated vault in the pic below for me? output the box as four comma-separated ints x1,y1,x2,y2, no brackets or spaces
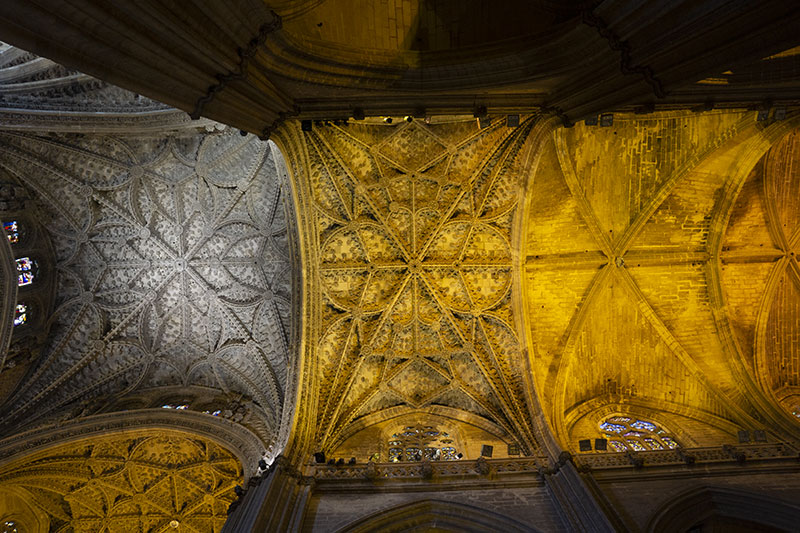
0,430,242,532
277,117,539,454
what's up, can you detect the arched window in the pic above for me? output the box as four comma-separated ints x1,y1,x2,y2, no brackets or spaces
387,425,459,462
12,304,28,327
15,257,37,287
792,406,800,419
599,415,679,452
3,221,19,244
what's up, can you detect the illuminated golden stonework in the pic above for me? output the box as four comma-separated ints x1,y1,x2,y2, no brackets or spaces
281,117,538,452
721,128,800,417
0,430,242,532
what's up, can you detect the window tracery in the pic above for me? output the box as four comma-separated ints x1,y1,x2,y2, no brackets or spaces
3,220,19,244
12,304,27,327
387,425,459,462
599,415,679,452
14,257,36,287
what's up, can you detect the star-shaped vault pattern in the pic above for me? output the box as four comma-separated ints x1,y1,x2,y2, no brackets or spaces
0,130,296,444
0,430,241,533
292,117,538,451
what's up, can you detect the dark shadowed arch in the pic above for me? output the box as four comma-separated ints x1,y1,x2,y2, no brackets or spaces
648,486,800,533
336,499,538,533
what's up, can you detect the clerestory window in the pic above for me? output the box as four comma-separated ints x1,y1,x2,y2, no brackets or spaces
3,220,19,244
15,257,37,287
599,415,679,452
387,425,459,462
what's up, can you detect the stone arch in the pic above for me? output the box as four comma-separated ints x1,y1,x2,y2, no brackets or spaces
0,408,265,479
0,422,247,532
330,406,514,462
648,486,800,533
0,486,51,532
565,397,740,451
336,499,539,533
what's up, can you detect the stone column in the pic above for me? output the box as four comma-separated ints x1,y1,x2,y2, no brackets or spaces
222,456,313,532
540,452,625,532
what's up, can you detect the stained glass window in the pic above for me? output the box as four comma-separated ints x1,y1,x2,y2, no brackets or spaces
3,220,19,244
161,404,189,410
13,303,28,326
792,406,800,418
599,415,679,452
386,425,459,462
15,257,37,287
2,521,20,533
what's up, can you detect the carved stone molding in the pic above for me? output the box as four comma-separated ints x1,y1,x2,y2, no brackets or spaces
577,442,797,470
0,42,214,133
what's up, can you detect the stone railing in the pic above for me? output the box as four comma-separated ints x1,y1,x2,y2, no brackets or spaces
309,443,800,481
577,442,798,470
311,456,541,481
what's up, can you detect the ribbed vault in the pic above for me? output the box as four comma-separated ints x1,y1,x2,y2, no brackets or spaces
0,128,298,452
0,42,207,132
0,429,242,532
278,116,539,455
721,128,800,420
523,111,800,451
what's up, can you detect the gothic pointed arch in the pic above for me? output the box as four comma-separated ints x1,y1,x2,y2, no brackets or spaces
648,486,800,533
336,499,539,533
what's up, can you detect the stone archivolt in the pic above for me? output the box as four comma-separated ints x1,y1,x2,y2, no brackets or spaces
0,429,241,532
0,129,297,449
281,117,539,453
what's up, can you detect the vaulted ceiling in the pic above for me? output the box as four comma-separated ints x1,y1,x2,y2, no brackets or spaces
0,127,297,449
0,429,242,532
1,41,799,464
0,6,799,527
276,117,539,454
1,1,799,133
268,109,800,460
524,111,800,450
721,128,800,417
